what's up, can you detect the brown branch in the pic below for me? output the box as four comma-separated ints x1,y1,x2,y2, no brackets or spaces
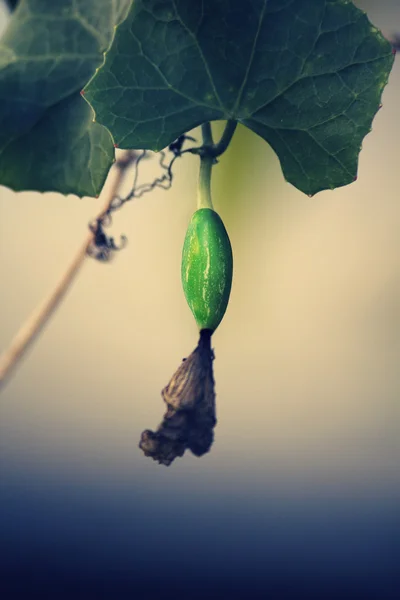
0,152,137,390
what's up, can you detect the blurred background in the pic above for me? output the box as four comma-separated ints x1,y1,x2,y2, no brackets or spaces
0,1,399,598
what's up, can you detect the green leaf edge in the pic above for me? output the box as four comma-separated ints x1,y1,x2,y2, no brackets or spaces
83,0,396,196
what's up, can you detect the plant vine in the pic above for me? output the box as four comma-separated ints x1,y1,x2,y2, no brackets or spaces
86,120,237,263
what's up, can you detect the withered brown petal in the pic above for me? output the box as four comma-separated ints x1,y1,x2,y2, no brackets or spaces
139,330,216,466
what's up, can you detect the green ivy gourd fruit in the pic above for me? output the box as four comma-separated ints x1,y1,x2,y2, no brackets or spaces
182,208,233,333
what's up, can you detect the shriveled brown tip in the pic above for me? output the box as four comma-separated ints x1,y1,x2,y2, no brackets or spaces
139,429,185,466
139,330,216,466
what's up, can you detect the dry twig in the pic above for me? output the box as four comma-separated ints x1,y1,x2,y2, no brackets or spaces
0,152,137,389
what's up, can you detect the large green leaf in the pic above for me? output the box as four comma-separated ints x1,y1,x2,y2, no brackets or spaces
0,0,131,196
85,0,394,196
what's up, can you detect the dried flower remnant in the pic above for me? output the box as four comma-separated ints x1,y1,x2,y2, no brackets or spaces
139,330,216,466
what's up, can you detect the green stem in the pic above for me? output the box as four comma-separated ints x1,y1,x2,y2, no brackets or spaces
197,154,214,210
201,122,214,147
198,122,214,209
196,120,237,210
213,120,237,157
189,120,237,160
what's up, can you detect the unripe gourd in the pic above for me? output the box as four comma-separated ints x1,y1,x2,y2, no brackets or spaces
181,208,233,332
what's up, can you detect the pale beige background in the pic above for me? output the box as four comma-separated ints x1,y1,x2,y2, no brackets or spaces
0,0,399,496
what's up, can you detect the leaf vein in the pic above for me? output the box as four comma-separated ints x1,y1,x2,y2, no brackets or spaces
249,54,390,118
233,0,268,114
171,0,224,112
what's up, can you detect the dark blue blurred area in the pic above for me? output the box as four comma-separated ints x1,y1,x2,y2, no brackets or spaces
0,464,398,600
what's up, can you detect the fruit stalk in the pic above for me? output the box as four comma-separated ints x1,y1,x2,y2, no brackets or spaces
197,153,214,210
